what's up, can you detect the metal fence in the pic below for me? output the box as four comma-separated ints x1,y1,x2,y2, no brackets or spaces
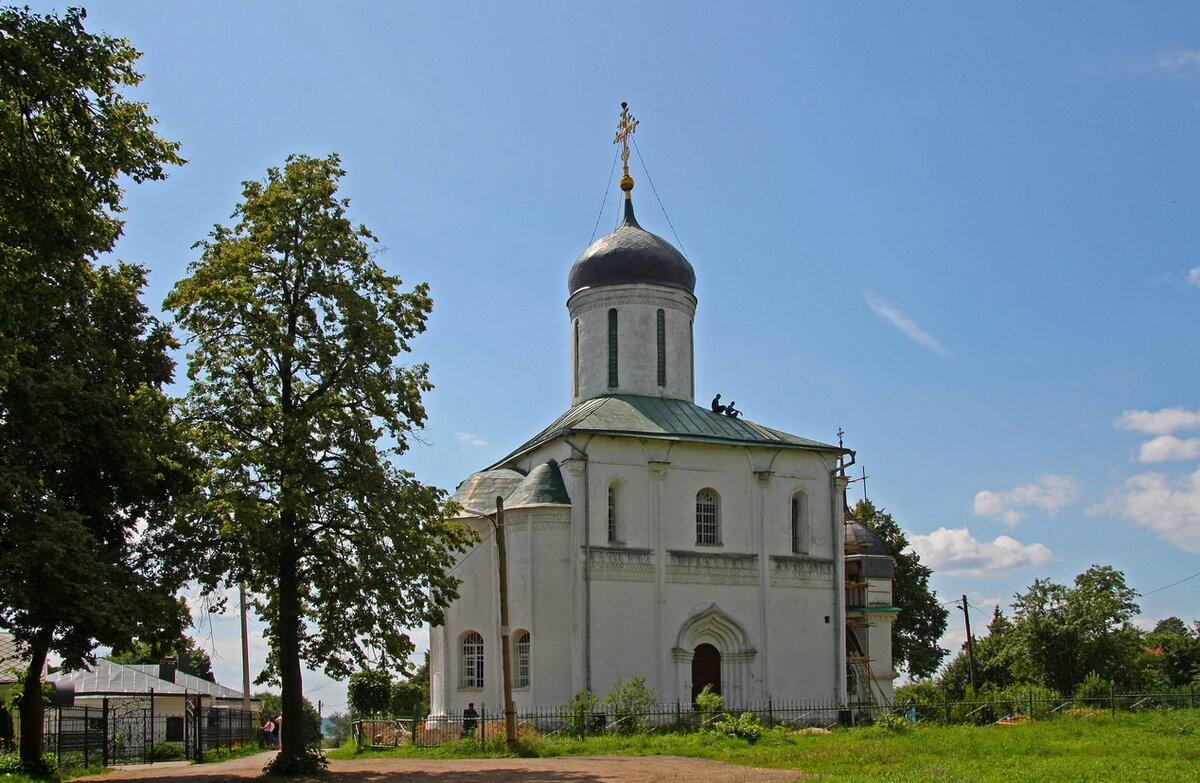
37,697,260,768
353,688,1200,748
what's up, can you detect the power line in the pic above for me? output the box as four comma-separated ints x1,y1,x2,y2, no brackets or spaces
1140,569,1200,597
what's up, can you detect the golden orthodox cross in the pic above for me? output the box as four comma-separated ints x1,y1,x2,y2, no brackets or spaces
613,102,639,193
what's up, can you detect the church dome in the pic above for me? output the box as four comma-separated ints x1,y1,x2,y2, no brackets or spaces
568,199,696,295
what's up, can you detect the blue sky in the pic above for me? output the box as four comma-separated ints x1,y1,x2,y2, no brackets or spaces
24,1,1200,711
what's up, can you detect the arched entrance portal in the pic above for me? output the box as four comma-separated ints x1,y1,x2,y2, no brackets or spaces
691,643,721,703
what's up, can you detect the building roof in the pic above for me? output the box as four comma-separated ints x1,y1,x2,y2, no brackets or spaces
451,461,571,517
51,659,252,701
491,394,842,468
567,198,696,295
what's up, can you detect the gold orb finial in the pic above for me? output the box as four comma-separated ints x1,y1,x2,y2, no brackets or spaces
613,101,639,199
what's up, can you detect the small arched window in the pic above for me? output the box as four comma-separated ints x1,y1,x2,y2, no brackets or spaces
573,319,580,397
791,491,809,554
514,631,531,688
696,488,721,545
607,482,620,543
460,631,484,689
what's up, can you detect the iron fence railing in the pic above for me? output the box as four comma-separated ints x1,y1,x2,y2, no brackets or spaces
31,699,260,768
352,688,1200,748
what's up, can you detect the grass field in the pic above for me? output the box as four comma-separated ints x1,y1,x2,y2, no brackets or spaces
331,709,1200,782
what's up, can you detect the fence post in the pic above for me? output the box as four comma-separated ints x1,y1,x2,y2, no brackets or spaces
1028,687,1034,719
1109,681,1116,717
102,697,110,769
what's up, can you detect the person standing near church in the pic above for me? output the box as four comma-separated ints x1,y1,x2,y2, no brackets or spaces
462,702,479,738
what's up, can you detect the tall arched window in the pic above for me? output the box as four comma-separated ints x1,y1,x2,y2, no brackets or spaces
696,488,721,545
791,491,809,554
514,631,531,688
460,631,484,689
656,308,666,387
607,308,619,387
607,482,620,543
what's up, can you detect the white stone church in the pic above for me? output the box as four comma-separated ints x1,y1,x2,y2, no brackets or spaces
429,120,896,713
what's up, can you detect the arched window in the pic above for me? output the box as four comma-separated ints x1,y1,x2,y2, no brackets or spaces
791,491,809,554
460,631,484,689
656,308,666,387
607,308,619,388
514,631,531,688
696,488,721,545
607,482,620,543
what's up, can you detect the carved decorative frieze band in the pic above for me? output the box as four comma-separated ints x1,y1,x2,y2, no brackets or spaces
768,554,835,587
587,546,655,582
665,550,759,585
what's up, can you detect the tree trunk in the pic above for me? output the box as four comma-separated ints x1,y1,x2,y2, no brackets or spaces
18,638,50,764
276,524,306,762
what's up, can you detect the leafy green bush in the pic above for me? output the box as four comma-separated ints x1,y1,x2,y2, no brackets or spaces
695,684,722,728
1075,672,1111,707
871,712,911,732
561,690,598,738
603,675,658,735
147,742,183,761
708,711,764,742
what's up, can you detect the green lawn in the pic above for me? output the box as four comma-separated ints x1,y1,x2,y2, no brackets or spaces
331,710,1200,782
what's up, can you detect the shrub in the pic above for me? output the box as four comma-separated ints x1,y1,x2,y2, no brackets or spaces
695,684,722,728
871,712,911,733
148,742,183,761
1074,672,1111,708
561,690,598,738
708,711,765,742
603,674,658,735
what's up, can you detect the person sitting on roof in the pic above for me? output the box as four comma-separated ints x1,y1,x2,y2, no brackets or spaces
711,394,726,414
725,401,741,418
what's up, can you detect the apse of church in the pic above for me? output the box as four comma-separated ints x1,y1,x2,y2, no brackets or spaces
428,104,896,714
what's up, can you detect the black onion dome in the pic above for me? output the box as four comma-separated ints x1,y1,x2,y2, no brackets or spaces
568,199,696,295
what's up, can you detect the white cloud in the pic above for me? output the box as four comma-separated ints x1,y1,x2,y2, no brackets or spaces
1091,468,1200,555
865,293,955,358
1156,49,1200,75
455,432,488,447
908,527,1055,577
1189,266,1200,287
972,474,1082,526
1138,435,1200,463
1115,407,1200,436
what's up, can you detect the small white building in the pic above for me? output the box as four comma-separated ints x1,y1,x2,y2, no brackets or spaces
429,136,895,713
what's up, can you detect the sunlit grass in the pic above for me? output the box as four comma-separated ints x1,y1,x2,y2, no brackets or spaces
328,709,1200,782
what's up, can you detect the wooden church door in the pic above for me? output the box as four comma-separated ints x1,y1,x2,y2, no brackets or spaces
691,643,721,703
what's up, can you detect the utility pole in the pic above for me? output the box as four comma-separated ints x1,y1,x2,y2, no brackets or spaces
960,595,978,694
495,496,518,749
239,584,252,713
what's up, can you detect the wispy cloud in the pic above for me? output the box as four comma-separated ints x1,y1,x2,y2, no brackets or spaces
1090,468,1200,555
908,527,1055,577
1155,49,1200,75
973,474,1082,526
455,432,488,447
865,293,955,358
1189,266,1200,287
1138,435,1200,463
1115,407,1200,436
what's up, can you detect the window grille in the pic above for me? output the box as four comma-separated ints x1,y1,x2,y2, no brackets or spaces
696,488,720,544
460,631,484,689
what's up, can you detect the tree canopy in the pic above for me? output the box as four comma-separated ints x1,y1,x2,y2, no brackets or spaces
850,499,950,678
1,12,190,768
166,153,473,769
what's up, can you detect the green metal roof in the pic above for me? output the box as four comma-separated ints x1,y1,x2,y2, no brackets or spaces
505,460,571,508
491,394,841,468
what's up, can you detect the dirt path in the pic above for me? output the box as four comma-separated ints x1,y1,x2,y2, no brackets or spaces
74,751,813,783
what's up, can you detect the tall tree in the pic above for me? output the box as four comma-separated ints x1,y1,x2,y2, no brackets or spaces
1004,564,1142,693
851,499,950,678
1,9,188,767
166,154,473,771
